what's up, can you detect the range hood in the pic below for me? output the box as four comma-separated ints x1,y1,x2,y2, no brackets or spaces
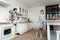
0,0,10,6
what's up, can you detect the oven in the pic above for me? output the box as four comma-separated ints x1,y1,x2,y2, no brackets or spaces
2,26,12,38
0,24,15,40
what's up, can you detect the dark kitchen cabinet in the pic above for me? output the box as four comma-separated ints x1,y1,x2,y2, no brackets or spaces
46,4,59,30
46,4,59,20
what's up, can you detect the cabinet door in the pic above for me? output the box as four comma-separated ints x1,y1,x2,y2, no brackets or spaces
17,23,28,34
28,23,33,30
51,5,59,13
46,6,52,13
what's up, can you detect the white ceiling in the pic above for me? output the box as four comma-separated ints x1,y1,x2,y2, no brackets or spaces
19,0,60,8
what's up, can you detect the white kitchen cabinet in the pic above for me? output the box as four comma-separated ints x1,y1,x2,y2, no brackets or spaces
17,23,28,34
28,23,33,29
0,24,15,40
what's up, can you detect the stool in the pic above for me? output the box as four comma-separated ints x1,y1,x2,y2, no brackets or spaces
56,31,60,40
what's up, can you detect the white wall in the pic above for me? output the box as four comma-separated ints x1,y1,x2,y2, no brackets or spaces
28,6,45,23
28,6,45,29
0,0,28,22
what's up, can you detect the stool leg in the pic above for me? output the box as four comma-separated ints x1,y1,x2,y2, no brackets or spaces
57,33,59,40
36,32,38,37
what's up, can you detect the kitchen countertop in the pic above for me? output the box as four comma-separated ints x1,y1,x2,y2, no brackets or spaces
0,23,14,27
46,20,60,23
0,20,60,24
0,21,33,24
0,22,33,26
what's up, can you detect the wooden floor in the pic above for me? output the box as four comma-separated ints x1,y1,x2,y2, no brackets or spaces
12,29,47,40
